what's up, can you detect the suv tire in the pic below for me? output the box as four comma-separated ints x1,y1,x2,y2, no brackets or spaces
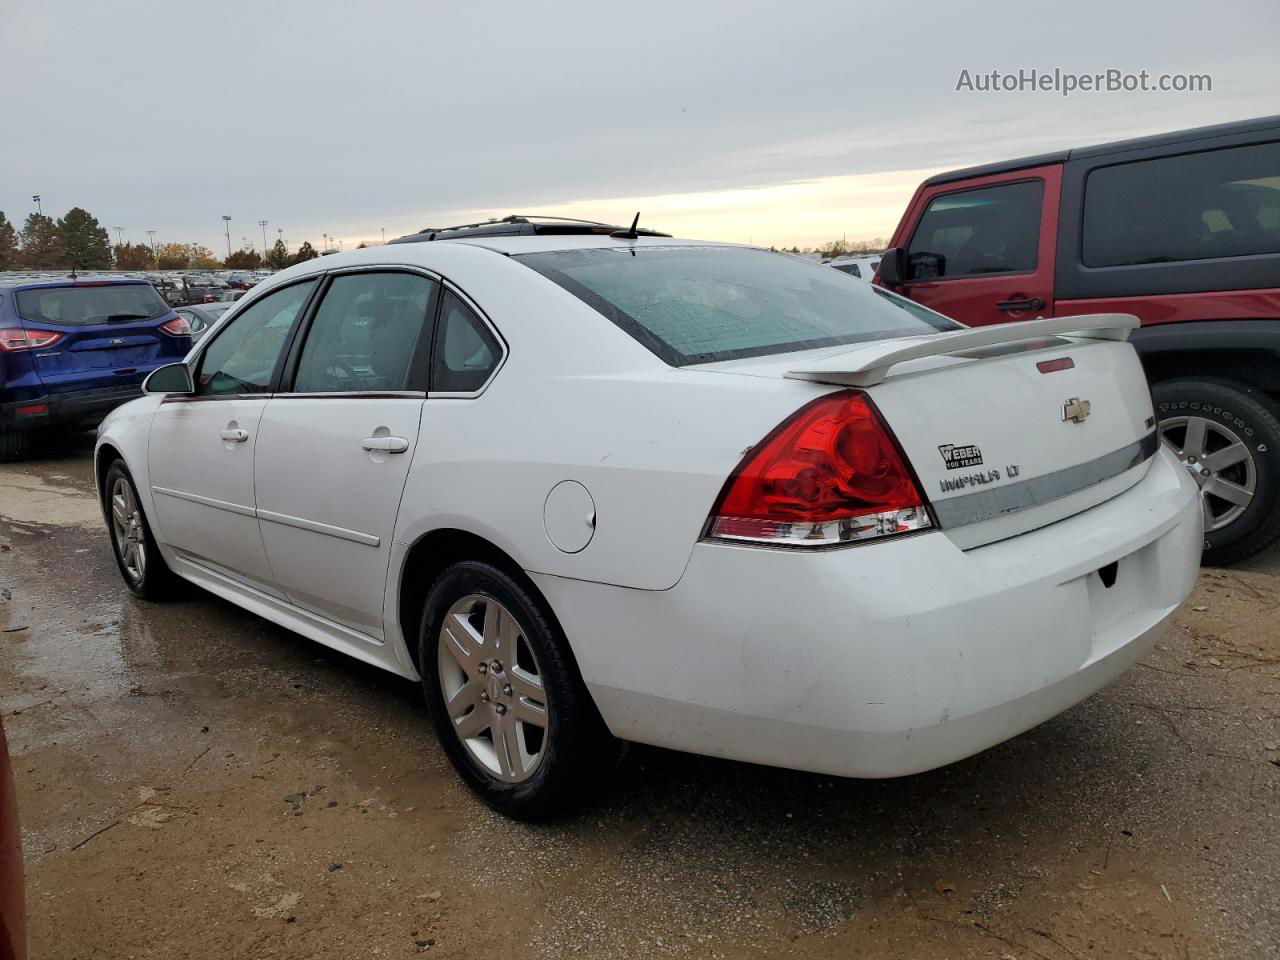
1153,378,1280,565
0,427,33,463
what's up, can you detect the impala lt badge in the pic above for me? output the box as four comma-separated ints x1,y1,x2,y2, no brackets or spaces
1062,397,1091,424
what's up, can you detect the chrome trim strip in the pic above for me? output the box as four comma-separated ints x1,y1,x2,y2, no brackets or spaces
257,509,381,547
932,431,1160,528
152,485,256,518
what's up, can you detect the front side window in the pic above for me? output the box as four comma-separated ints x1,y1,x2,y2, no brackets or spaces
516,245,958,366
432,291,501,392
906,180,1043,280
196,280,315,395
292,272,438,393
1083,141,1280,267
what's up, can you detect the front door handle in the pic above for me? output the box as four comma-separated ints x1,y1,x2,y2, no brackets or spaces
996,297,1046,312
362,436,409,454
220,428,249,443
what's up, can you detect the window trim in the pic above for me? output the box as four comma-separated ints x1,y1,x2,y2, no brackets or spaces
180,276,323,402
275,265,444,398
905,177,1045,283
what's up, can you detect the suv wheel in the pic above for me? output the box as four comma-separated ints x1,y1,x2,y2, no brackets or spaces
418,560,622,820
0,427,33,463
1153,378,1280,565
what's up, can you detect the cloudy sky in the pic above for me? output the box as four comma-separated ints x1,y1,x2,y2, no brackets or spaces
2,0,1276,255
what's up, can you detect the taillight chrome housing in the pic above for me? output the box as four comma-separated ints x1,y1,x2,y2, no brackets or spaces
705,390,932,547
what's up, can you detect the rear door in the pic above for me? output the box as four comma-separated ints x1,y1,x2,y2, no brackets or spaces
252,269,440,637
15,281,188,394
148,278,318,595
891,166,1061,326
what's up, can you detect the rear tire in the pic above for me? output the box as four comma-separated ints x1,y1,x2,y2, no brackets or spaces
1153,378,1280,565
0,427,33,463
103,460,184,600
418,560,622,820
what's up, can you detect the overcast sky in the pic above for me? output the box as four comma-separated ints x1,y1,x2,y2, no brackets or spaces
2,0,1277,255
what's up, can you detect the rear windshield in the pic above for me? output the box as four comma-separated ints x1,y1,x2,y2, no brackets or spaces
515,246,959,365
17,283,169,326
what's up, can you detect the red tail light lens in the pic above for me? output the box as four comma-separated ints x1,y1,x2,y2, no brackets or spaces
0,328,63,351
159,316,192,336
707,390,932,546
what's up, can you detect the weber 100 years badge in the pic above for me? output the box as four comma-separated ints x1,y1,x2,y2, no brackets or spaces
938,443,984,470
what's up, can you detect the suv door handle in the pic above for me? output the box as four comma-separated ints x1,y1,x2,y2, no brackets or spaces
996,297,1046,311
220,428,249,442
362,436,409,454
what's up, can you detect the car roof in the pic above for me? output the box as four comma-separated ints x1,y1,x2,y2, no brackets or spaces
923,113,1280,187
0,276,152,291
442,234,738,256
389,214,672,245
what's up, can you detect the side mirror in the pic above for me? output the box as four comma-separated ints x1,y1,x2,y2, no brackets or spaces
142,363,194,396
877,247,906,288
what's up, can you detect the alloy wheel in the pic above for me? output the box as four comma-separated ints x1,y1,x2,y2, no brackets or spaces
110,477,148,583
1160,415,1256,532
436,594,550,782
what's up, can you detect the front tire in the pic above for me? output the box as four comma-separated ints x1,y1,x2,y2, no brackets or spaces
1153,378,1280,565
104,460,183,600
419,560,620,820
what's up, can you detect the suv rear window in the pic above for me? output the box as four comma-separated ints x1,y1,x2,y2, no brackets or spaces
1082,141,1280,267
516,246,958,365
17,283,169,326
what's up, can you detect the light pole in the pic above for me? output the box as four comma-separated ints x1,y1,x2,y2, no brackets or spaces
221,216,232,259
277,227,285,255
113,226,124,246
146,230,157,265
32,195,41,216
258,220,269,257
381,227,386,245
323,233,328,253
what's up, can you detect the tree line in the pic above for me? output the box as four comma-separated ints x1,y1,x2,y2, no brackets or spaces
0,206,320,273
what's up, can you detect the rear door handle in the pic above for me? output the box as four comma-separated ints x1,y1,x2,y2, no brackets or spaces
220,428,249,442
996,297,1046,311
362,436,409,454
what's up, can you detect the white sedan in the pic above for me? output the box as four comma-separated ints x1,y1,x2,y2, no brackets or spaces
94,224,1202,818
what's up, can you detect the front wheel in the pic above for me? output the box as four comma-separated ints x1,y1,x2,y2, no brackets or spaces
104,460,183,600
419,560,621,820
1153,378,1280,565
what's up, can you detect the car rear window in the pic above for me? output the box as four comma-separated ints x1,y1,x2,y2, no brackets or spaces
515,246,959,365
17,283,169,326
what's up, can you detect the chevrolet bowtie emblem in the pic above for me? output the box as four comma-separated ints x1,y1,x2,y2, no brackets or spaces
1062,397,1091,424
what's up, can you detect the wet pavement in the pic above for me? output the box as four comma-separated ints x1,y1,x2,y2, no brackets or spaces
2,436,1278,959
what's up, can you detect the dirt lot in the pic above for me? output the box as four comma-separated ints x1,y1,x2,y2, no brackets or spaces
1,437,1278,960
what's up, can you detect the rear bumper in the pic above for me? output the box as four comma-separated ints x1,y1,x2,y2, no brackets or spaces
531,446,1203,778
1,384,144,431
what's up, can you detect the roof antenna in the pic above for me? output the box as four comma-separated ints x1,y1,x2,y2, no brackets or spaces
612,212,641,240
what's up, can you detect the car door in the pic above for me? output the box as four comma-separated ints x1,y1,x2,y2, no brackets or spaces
252,269,440,637
147,278,318,595
893,166,1061,326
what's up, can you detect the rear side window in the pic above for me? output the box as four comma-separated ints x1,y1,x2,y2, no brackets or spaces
16,283,168,326
516,246,958,366
197,280,315,395
1082,141,1280,267
907,180,1043,280
432,291,501,393
293,272,438,393
831,263,862,277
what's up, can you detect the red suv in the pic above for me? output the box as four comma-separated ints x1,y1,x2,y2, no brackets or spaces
877,114,1280,564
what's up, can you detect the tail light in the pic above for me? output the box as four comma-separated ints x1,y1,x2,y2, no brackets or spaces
159,316,191,336
0,328,63,352
706,390,932,547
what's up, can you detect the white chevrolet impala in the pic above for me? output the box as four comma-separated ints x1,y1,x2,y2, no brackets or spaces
95,218,1202,818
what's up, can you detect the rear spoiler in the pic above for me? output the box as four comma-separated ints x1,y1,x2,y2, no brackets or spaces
785,313,1140,387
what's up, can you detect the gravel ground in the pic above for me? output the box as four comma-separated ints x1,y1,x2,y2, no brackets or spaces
1,437,1277,959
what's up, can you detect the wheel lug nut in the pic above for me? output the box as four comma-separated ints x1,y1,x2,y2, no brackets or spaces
1188,456,1197,464
490,660,502,674
1201,468,1210,476
480,690,490,702
502,684,513,697
477,662,487,675
494,703,507,715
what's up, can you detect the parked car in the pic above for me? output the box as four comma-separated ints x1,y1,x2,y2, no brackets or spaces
876,114,1280,564
1,278,192,460
217,290,247,302
95,219,1201,818
826,254,882,280
174,303,232,343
